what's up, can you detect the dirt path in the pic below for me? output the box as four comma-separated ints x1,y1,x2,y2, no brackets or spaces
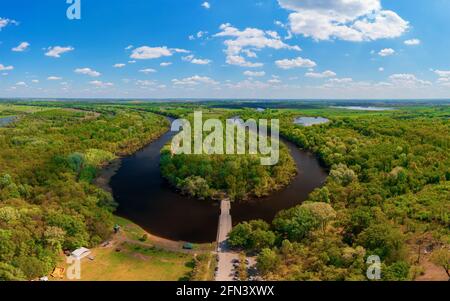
416,256,449,281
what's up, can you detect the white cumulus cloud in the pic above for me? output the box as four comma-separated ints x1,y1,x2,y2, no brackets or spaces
278,0,408,42
0,17,18,31
275,57,316,69
389,73,431,86
305,70,336,78
0,64,14,71
244,71,266,77
113,63,126,68
378,48,395,57
404,39,421,46
90,80,114,87
434,70,450,78
139,68,157,74
12,42,30,52
183,55,211,65
201,2,211,9
130,46,173,60
45,46,74,58
172,75,218,86
74,68,101,77
215,23,301,67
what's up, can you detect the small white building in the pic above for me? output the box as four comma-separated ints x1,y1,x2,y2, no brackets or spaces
71,247,91,260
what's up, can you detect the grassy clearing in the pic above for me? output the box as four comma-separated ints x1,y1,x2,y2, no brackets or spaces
56,216,216,281
52,216,203,281
70,242,194,281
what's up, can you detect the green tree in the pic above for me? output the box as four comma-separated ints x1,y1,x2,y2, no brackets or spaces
273,204,321,242
0,262,25,281
382,261,410,280
301,202,336,233
357,224,406,263
257,248,280,275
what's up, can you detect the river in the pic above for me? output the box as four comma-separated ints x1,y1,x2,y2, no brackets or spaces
110,122,328,243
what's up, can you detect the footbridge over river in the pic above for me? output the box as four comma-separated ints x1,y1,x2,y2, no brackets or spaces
215,199,239,281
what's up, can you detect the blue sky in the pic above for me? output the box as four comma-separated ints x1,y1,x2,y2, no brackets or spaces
1,0,450,99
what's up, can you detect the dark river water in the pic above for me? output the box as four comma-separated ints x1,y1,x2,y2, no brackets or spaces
111,122,328,243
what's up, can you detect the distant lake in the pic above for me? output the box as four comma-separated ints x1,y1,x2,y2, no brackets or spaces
331,106,394,111
294,117,330,126
0,116,16,127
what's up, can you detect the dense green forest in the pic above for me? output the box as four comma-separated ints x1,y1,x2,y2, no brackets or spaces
228,107,449,280
159,111,296,200
0,104,168,280
1,101,449,281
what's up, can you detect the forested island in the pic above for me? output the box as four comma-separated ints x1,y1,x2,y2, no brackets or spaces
159,113,296,201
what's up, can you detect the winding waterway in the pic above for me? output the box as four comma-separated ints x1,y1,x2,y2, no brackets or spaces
110,121,328,243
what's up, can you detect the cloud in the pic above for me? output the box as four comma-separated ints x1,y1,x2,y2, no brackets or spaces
0,64,14,71
191,58,211,65
160,62,172,67
433,70,450,78
45,46,74,58
389,73,431,86
201,2,211,9
31,79,39,83
189,31,208,40
139,68,157,74
74,68,101,77
197,31,207,38
328,77,353,83
113,63,126,68
129,46,189,60
136,80,156,86
172,48,190,54
12,42,30,52
379,67,384,72
125,45,134,50
404,39,421,46
90,80,114,87
278,0,408,42
15,81,27,87
215,23,301,67
275,56,316,69
0,17,18,31
47,76,62,80
434,70,450,87
305,70,336,78
130,46,173,59
268,78,282,84
378,48,395,57
182,55,211,65
244,71,266,77
172,75,218,86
